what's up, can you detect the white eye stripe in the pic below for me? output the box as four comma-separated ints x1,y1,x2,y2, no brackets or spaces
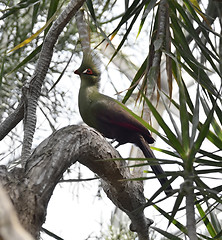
83,69,88,74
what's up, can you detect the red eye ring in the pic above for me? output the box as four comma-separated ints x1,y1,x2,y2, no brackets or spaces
83,68,93,75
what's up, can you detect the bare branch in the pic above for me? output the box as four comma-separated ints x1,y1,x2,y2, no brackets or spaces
0,101,24,141
21,0,86,163
59,177,98,182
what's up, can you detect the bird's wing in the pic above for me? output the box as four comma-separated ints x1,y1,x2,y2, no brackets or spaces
91,94,154,143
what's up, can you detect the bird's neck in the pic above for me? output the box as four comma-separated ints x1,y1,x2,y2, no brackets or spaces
80,75,100,89
79,80,100,106
81,81,99,90
80,80,99,95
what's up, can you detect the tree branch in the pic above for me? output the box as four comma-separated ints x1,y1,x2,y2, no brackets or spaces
0,101,24,141
21,0,86,163
0,125,153,239
0,0,86,160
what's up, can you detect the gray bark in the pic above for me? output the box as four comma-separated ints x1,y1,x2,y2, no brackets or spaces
0,125,152,239
21,0,86,163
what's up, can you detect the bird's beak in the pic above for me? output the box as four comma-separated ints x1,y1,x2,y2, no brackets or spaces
74,70,80,75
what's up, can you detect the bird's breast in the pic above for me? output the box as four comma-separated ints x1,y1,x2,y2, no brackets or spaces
78,87,98,127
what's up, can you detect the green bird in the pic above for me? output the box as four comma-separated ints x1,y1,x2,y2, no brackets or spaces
75,53,172,195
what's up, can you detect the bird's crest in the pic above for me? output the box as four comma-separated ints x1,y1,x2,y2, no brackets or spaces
80,52,101,77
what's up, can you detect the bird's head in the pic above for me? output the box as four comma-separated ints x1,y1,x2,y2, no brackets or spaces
74,53,101,87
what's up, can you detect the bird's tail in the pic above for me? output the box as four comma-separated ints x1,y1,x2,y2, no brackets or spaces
138,135,172,196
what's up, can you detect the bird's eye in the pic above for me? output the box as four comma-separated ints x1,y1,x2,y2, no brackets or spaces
83,68,93,75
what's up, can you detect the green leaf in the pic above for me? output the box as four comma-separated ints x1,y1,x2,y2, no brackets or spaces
0,52,6,90
0,0,40,20
200,96,222,140
196,201,217,238
152,226,183,240
143,95,185,155
209,211,222,239
6,44,42,76
151,146,181,159
196,158,222,167
136,0,156,38
109,7,141,63
194,177,222,204
190,84,200,148
175,8,220,77
209,94,222,126
8,9,58,53
31,2,40,29
189,106,214,161
159,91,182,142
175,1,219,63
44,0,60,36
183,0,221,55
195,168,222,175
170,7,218,95
168,193,184,228
48,50,74,92
198,150,222,161
122,57,148,104
165,93,222,149
86,0,97,21
152,204,188,235
110,0,141,34
171,38,217,95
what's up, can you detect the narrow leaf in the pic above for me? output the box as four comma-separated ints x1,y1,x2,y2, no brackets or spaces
0,53,6,89
86,0,97,21
8,8,58,53
0,0,40,20
122,57,148,104
31,2,40,29
44,0,60,36
153,204,188,235
196,201,217,238
168,193,184,228
136,0,157,38
190,84,200,147
209,211,222,238
48,50,74,92
109,8,141,63
158,91,182,143
152,226,183,240
6,44,42,76
189,106,215,160
143,94,185,155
